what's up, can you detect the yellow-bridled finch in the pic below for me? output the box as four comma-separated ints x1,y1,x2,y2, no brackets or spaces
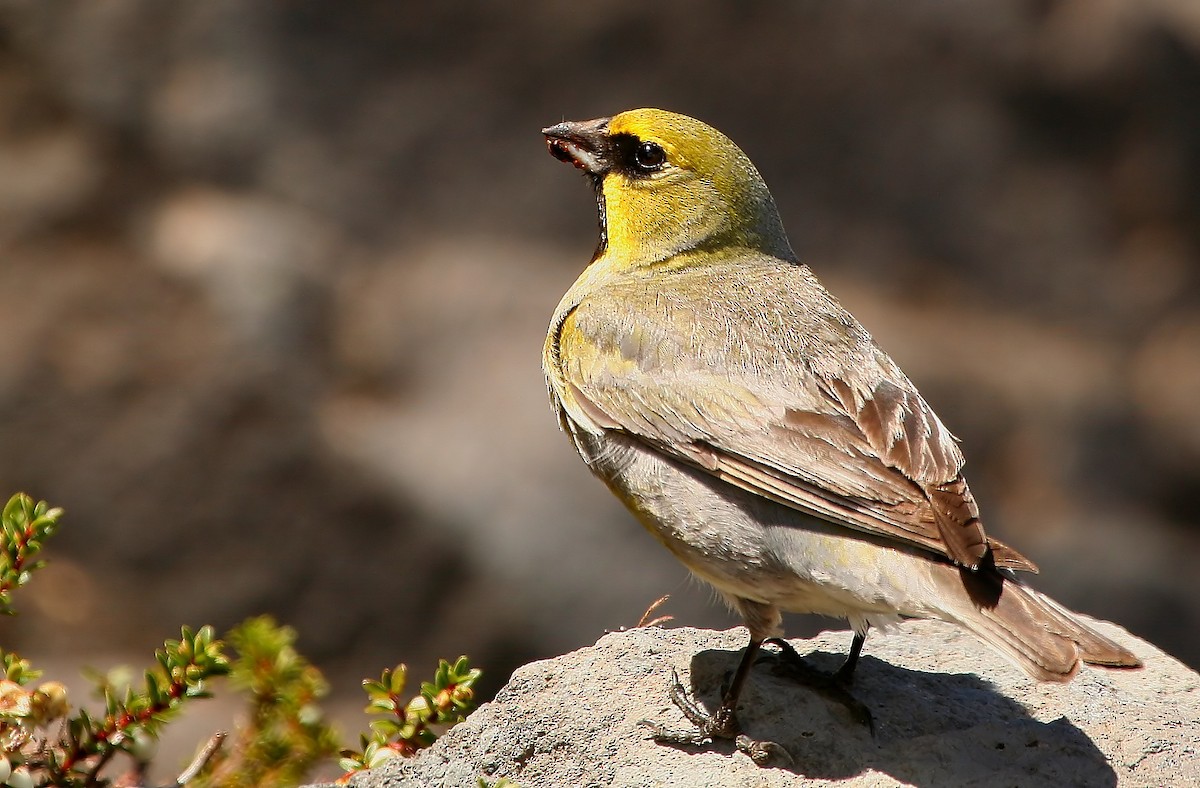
541,108,1140,760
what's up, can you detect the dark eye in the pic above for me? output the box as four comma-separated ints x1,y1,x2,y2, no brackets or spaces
633,141,666,171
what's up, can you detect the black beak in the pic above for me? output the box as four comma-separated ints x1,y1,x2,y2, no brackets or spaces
542,117,612,176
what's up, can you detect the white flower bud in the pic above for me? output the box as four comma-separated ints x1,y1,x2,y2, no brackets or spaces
5,765,34,788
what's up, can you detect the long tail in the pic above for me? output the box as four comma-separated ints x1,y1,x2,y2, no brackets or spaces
931,563,1142,682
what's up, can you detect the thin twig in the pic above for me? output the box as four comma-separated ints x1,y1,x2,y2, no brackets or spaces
84,733,127,788
636,594,674,628
173,731,226,786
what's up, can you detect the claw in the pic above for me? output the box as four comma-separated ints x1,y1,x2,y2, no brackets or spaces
639,717,710,747
641,667,789,765
736,734,794,766
763,638,876,736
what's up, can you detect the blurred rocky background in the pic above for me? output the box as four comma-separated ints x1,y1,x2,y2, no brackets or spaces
1,0,1198,779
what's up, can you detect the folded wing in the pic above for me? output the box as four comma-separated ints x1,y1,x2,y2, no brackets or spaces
556,267,1036,573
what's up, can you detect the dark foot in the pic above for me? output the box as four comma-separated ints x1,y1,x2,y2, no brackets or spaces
763,638,875,735
639,669,793,766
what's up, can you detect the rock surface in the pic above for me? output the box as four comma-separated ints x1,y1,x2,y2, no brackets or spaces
322,621,1197,788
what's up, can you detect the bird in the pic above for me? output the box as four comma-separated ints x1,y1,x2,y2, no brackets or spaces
540,108,1141,760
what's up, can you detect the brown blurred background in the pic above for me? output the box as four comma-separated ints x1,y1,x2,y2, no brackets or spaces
1,0,1199,776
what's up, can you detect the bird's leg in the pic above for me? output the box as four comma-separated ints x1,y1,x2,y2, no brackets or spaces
763,630,874,734
641,636,791,765
834,630,865,685
671,638,759,739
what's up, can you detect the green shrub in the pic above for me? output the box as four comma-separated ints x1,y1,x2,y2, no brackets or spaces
0,493,481,787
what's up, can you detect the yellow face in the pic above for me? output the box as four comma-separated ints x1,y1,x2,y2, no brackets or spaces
604,108,744,189
544,108,792,266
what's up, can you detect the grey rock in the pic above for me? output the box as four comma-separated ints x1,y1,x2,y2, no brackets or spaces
324,620,1198,788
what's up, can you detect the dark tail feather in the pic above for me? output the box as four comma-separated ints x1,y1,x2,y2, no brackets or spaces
1020,588,1144,669
933,564,1142,682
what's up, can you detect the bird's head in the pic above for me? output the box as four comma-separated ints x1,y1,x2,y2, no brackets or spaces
543,108,793,266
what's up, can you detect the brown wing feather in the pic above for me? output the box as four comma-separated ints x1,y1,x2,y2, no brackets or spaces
555,262,1038,573
928,478,988,569
708,447,954,557
817,374,1034,570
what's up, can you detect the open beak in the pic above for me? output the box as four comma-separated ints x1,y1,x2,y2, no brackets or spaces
542,117,612,176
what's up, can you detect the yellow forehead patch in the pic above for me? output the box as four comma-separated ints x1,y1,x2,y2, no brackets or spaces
608,108,677,136
610,108,711,141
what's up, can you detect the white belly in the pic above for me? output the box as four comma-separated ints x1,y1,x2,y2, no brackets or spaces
572,427,943,628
